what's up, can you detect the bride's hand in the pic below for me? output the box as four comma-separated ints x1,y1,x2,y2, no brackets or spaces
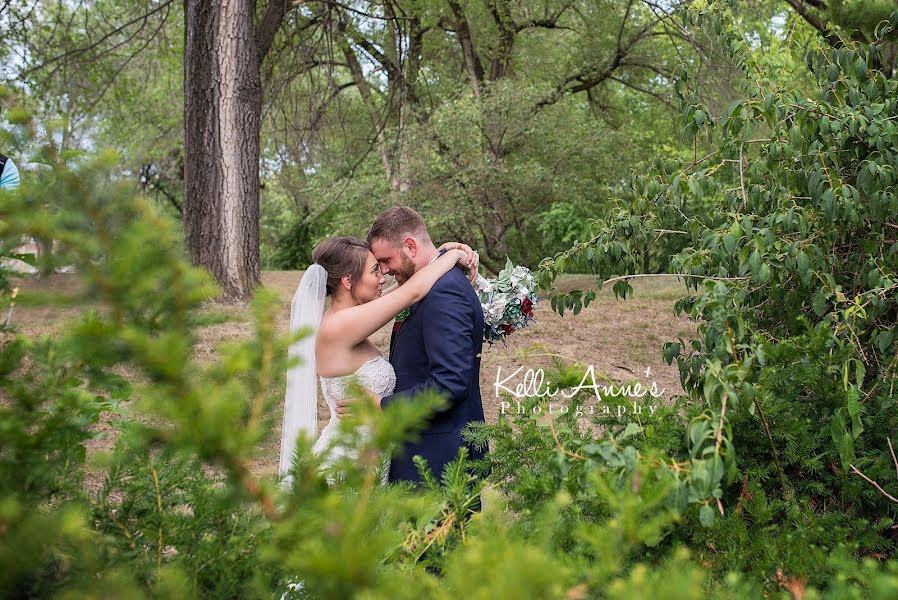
335,386,382,418
438,242,480,283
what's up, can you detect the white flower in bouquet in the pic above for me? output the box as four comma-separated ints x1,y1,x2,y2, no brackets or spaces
474,257,539,344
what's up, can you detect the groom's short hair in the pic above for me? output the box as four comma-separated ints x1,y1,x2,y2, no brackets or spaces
367,206,431,247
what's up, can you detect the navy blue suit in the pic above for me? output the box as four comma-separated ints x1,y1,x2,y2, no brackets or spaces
382,260,486,484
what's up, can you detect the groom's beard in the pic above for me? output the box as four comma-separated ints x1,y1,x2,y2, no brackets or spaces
393,253,416,285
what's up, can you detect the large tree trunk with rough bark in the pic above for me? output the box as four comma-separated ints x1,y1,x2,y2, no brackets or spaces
183,0,262,301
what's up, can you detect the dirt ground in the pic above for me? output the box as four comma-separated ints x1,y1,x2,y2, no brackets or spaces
10,271,697,481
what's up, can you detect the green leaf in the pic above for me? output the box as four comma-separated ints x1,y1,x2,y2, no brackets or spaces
797,251,809,278
699,504,715,528
875,330,893,353
837,432,856,471
846,388,864,440
831,412,855,470
749,249,761,273
662,342,681,365
868,269,882,288
689,419,709,454
619,423,644,441
811,291,828,316
723,234,736,254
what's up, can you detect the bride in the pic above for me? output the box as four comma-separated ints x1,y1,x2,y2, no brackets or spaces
278,235,477,487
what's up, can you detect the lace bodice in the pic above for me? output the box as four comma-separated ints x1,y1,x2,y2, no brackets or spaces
319,355,396,419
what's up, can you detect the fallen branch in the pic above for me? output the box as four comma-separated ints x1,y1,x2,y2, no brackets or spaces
850,438,898,504
599,273,751,287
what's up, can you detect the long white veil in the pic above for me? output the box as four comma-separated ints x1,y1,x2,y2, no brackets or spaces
278,263,327,486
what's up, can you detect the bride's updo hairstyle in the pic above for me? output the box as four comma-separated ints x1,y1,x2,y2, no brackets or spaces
311,236,371,299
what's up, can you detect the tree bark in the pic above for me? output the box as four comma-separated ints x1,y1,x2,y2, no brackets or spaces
488,0,515,81
447,0,485,99
183,0,262,301
331,5,421,195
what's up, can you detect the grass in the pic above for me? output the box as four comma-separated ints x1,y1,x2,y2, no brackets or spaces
186,309,247,327
12,288,85,307
10,270,698,482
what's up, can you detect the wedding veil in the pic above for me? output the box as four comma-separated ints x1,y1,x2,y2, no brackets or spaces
278,263,327,485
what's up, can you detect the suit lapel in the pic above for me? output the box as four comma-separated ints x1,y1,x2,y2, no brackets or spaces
389,325,398,362
389,298,423,363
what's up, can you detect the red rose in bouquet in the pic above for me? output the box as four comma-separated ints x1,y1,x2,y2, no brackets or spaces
521,297,534,318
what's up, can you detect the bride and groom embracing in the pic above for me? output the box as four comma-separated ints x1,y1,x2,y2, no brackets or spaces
278,205,488,488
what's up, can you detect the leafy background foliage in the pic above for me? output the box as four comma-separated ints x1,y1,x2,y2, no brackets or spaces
3,0,898,598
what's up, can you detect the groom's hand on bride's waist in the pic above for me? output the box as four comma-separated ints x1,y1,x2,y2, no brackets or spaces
335,387,382,419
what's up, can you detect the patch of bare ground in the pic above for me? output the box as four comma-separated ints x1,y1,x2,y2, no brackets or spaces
8,271,698,484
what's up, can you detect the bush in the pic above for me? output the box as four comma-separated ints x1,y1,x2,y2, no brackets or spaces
537,2,898,592
4,14,898,595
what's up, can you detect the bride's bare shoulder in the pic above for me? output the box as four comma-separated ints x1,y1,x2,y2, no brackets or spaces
316,312,338,341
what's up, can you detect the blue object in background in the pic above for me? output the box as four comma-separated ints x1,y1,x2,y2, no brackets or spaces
0,153,21,190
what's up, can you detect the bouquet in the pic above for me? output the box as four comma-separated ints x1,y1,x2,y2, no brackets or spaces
475,258,538,345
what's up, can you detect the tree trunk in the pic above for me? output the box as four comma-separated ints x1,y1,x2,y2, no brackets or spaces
183,0,261,301
447,0,484,99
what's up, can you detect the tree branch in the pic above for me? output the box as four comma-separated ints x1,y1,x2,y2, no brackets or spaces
305,0,413,21
782,0,844,48
446,0,485,98
22,0,175,76
514,0,576,32
72,3,173,125
532,8,658,113
257,0,293,59
621,59,675,80
616,0,636,53
851,464,898,504
347,31,401,82
610,75,674,109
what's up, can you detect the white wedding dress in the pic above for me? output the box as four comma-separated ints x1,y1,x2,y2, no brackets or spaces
280,355,396,598
279,263,397,489
314,354,396,484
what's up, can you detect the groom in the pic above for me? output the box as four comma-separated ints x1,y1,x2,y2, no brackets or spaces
367,206,487,484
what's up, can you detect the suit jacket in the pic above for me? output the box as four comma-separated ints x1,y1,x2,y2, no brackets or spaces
381,261,486,484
